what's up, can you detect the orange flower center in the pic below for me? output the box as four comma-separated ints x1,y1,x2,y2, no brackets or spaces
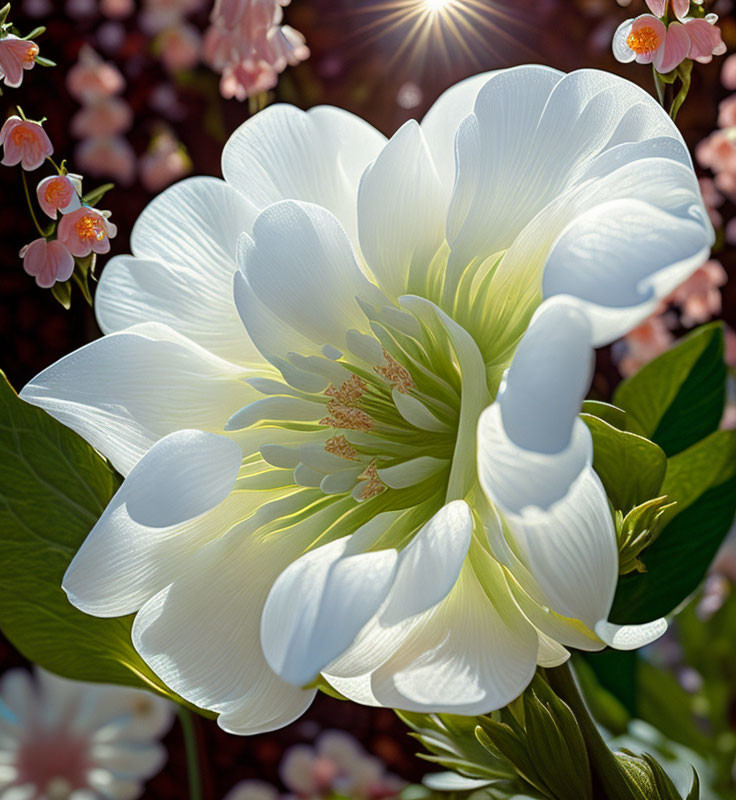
44,177,70,206
75,213,107,242
11,125,36,145
24,42,39,65
627,26,662,55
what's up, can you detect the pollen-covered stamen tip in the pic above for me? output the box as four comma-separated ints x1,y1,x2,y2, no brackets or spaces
320,400,374,431
324,434,359,461
357,461,386,500
375,349,415,394
325,373,367,406
627,26,661,54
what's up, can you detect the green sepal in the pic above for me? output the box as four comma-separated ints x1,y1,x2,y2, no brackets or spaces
22,25,45,39
398,712,516,783
82,182,115,207
613,323,726,458
0,372,211,718
475,719,549,797
0,3,9,25
35,55,56,67
669,60,693,121
615,496,677,575
582,413,667,513
50,279,72,309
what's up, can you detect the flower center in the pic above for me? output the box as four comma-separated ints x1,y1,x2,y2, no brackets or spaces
627,26,662,54
24,42,39,65
229,297,494,552
45,177,71,206
11,124,38,145
74,212,107,242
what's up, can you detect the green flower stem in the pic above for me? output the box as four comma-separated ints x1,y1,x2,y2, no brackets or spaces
546,661,638,800
178,706,204,800
21,170,46,237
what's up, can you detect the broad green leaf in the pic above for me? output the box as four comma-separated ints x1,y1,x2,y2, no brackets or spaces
581,401,646,436
611,430,736,624
582,414,667,512
613,324,726,457
0,371,207,715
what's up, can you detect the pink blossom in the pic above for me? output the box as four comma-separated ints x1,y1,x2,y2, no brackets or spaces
0,116,53,170
220,58,278,100
66,46,125,102
718,95,736,130
156,24,203,72
57,206,117,257
615,314,675,377
139,131,192,192
613,11,725,73
20,238,75,288
698,177,723,227
75,135,136,185
696,128,736,176
36,174,82,218
726,216,736,246
70,96,133,138
0,34,39,88
140,0,207,34
100,0,134,18
644,0,690,20
722,53,736,90
666,259,727,327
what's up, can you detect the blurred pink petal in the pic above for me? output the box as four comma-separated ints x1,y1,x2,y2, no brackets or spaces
156,23,203,72
139,131,192,192
67,46,125,102
667,259,727,327
57,206,117,257
100,0,134,18
220,58,278,100
615,315,675,377
0,35,39,88
70,96,133,137
36,174,82,219
224,780,280,800
723,53,736,90
75,135,136,185
20,238,75,288
718,95,736,129
644,0,665,16
0,116,53,170
725,217,736,246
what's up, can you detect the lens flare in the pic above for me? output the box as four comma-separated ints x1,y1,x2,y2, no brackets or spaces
344,0,531,73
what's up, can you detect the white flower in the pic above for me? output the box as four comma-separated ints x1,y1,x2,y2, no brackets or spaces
21,66,712,734
0,667,174,800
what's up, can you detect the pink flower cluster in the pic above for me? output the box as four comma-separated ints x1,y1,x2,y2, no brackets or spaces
697,56,736,247
613,0,726,74
139,129,192,192
0,114,117,289
203,0,310,101
141,0,206,73
67,46,135,186
225,730,404,800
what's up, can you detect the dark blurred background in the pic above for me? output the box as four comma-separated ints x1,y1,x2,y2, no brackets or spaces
1,0,735,797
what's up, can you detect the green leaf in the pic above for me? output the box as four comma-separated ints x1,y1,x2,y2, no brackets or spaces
82,182,115,207
669,60,693,122
581,401,646,436
50,279,72,310
613,324,726,457
611,430,736,623
0,372,208,716
582,414,667,512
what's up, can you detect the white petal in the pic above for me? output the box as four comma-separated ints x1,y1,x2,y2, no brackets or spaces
446,65,564,278
613,19,636,62
420,70,500,198
595,619,668,650
499,299,593,455
365,562,537,714
20,324,255,475
261,538,398,686
62,430,247,617
96,177,260,365
357,120,446,298
381,500,472,623
131,528,316,734
542,198,711,345
89,741,166,780
478,406,618,630
238,201,384,358
222,105,386,246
